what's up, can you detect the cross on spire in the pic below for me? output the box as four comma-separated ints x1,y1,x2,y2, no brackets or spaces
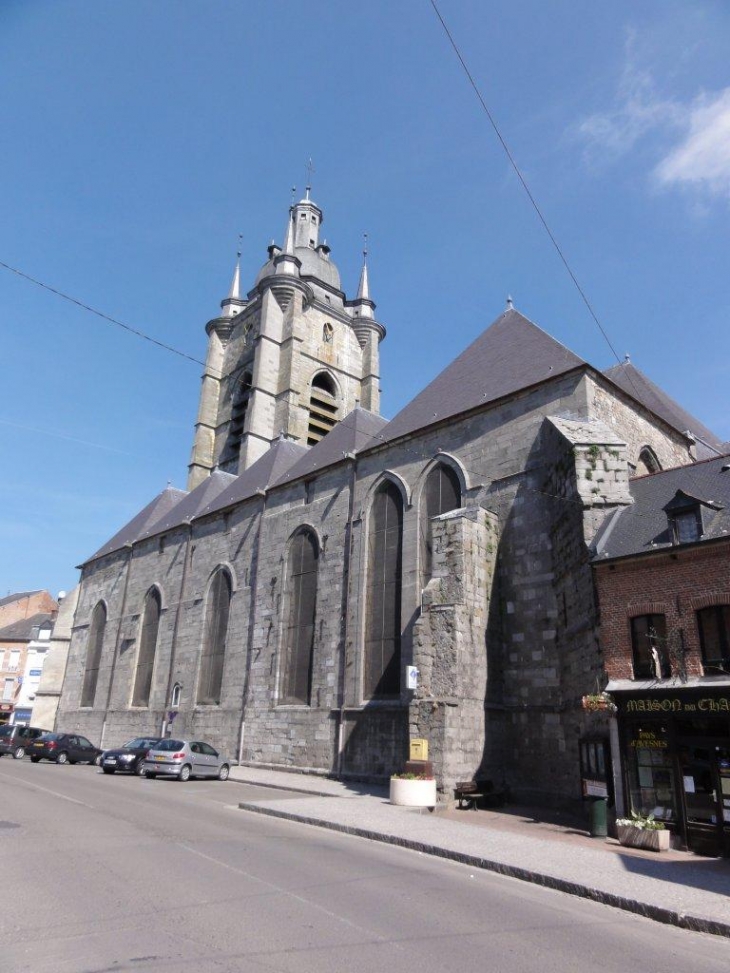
305,158,315,198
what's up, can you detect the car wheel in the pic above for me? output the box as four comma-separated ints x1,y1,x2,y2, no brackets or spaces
13,747,25,760
217,764,230,782
30,756,40,763
178,764,191,782
103,768,115,775
135,761,147,777
146,773,156,780
56,752,69,765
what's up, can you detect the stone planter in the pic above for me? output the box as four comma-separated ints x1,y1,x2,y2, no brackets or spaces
617,824,670,852
389,776,437,808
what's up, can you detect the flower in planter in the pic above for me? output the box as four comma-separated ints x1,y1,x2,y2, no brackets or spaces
616,810,665,831
391,772,435,781
581,692,617,713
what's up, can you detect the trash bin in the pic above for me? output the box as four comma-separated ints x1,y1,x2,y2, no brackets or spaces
589,797,608,838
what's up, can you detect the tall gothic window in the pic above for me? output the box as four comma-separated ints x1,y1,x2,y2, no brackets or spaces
81,602,107,707
281,530,319,704
307,372,338,445
132,588,161,707
364,481,403,698
222,370,252,468
420,463,462,585
197,570,232,705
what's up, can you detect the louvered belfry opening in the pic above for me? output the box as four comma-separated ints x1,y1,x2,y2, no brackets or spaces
364,481,403,698
420,464,462,585
197,570,232,705
307,372,338,445
223,370,252,467
281,530,319,704
81,601,107,707
132,588,161,707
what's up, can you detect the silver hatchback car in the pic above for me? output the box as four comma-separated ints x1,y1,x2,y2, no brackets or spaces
143,739,230,782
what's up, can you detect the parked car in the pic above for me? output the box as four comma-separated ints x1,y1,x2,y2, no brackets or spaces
0,724,51,759
143,739,230,781
100,737,162,776
28,732,102,765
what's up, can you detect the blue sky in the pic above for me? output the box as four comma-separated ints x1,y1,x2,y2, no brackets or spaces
1,0,729,599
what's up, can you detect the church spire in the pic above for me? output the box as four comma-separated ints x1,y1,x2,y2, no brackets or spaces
220,236,247,318
350,236,374,320
274,210,300,276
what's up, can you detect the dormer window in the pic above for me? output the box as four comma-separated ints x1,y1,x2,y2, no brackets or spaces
663,489,721,546
672,510,701,543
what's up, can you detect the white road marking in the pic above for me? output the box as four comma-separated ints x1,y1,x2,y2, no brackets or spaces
0,769,94,808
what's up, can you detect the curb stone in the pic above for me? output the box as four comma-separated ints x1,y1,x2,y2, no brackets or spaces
238,801,730,940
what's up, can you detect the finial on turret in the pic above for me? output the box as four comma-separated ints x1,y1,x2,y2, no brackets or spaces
290,186,297,206
305,158,315,200
357,235,370,302
624,353,631,363
506,295,514,310
228,234,242,300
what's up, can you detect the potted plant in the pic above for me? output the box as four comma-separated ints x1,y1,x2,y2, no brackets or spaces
389,772,437,808
616,811,670,852
581,691,617,713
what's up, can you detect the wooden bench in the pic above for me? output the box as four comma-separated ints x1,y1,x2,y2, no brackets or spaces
454,779,505,810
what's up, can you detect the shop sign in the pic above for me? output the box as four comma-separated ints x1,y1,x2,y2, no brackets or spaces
629,729,668,750
624,696,730,714
582,779,608,797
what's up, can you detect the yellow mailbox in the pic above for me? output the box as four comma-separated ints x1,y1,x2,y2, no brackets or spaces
409,738,428,761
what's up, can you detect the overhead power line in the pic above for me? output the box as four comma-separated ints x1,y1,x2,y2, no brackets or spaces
428,0,624,367
0,259,204,368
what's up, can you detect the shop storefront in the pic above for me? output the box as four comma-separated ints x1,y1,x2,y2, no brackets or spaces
0,702,13,725
613,688,730,857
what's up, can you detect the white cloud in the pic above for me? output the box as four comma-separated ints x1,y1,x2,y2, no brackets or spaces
654,89,730,197
577,31,730,202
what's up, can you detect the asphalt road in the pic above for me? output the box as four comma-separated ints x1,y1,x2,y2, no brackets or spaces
1,758,728,973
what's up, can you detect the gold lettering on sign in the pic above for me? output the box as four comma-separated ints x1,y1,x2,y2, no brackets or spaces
625,696,730,714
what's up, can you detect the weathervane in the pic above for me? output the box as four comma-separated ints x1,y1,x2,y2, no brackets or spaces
305,157,315,198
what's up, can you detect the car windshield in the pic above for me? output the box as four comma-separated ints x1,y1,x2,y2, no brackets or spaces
124,738,159,749
154,739,184,752
0,726,13,738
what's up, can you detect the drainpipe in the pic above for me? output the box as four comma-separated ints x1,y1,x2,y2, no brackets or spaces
336,455,358,777
100,543,134,748
237,491,267,766
162,522,193,736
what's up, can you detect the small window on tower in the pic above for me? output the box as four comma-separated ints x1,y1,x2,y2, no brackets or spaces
323,323,333,344
300,213,306,220
312,216,318,224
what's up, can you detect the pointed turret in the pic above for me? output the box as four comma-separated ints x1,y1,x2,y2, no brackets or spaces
274,211,300,277
347,238,385,415
220,240,247,318
351,244,374,320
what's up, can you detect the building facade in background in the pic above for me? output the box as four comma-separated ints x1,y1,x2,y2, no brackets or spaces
54,194,726,808
0,591,58,725
593,456,730,856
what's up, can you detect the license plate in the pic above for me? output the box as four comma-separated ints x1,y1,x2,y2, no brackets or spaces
154,755,166,761
104,758,116,764
33,742,43,748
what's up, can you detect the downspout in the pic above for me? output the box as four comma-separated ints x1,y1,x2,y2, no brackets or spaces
237,491,267,766
100,543,134,748
336,455,358,777
162,522,193,736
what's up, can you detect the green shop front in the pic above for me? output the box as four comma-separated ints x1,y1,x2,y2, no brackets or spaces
612,687,730,857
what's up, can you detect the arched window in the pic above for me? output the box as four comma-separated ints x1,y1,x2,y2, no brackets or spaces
420,463,462,585
281,530,319,704
637,446,662,476
307,372,338,445
81,602,107,707
364,481,403,698
322,322,333,344
197,570,232,705
132,589,161,707
222,370,252,468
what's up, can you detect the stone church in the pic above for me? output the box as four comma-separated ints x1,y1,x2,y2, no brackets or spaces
56,191,724,804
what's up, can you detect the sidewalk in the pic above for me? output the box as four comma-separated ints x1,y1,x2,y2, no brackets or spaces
228,765,730,939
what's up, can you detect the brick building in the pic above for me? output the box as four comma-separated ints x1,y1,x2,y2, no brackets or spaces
593,455,730,855
55,193,725,808
0,592,58,724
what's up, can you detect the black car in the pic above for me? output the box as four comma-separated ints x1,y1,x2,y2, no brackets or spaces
0,724,51,759
28,732,102,765
100,737,163,776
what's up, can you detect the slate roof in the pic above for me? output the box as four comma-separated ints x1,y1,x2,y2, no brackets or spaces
81,486,188,565
195,439,309,519
0,590,43,608
592,454,730,562
140,470,236,539
0,612,54,641
603,361,723,458
270,407,388,487
376,308,587,444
